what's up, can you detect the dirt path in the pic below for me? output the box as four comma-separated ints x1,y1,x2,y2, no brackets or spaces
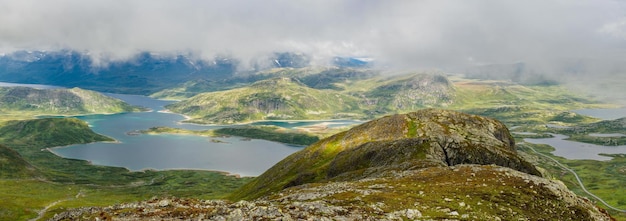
30,198,69,221
522,143,626,213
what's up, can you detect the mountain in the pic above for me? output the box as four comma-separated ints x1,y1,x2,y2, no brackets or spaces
231,109,540,200
363,72,455,112
0,50,237,94
0,118,114,148
164,70,458,124
165,77,365,124
0,144,40,178
332,56,373,68
50,109,613,220
269,52,310,68
0,87,140,116
150,67,378,100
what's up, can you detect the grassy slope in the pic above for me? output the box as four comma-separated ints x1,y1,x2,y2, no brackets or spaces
166,77,364,124
516,143,626,220
0,87,141,122
450,79,626,218
166,71,608,127
150,67,377,100
230,109,538,201
0,118,251,220
0,144,40,179
448,77,608,126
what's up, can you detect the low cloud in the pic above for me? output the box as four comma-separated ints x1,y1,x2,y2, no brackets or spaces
0,0,625,100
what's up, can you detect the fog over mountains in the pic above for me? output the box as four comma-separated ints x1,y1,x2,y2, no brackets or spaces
0,0,624,101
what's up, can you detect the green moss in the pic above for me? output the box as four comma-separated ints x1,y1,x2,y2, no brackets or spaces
406,118,418,138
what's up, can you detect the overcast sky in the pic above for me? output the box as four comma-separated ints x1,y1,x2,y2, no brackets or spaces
0,0,625,100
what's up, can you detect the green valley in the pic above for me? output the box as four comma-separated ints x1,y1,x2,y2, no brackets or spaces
0,68,624,220
0,118,252,220
2,2,625,219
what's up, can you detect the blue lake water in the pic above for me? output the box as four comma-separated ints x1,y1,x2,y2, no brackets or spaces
522,106,626,160
0,84,319,176
524,134,626,161
45,93,361,176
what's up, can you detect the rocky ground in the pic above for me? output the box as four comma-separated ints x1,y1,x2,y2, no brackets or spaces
51,165,612,221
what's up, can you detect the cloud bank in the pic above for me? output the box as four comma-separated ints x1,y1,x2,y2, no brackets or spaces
0,0,625,100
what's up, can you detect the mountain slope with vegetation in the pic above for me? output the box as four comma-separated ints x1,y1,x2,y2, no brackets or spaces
0,144,40,179
0,87,141,120
0,118,252,220
231,109,540,200
52,109,613,220
355,72,455,113
165,69,606,126
166,77,364,124
150,67,378,100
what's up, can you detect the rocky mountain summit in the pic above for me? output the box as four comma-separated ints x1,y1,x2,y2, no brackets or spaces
51,109,613,220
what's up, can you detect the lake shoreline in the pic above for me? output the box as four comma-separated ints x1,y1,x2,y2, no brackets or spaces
524,133,626,161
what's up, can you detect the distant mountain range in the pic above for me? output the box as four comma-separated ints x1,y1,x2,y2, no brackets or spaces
0,50,237,94
0,50,373,95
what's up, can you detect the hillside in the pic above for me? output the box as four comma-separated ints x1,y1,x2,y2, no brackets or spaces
164,71,457,124
360,72,455,112
0,117,253,220
0,118,114,149
166,77,364,124
0,144,40,179
51,109,613,220
0,87,140,119
150,67,377,100
231,109,540,200
165,70,605,125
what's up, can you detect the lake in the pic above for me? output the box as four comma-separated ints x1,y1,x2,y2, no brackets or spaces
524,134,626,161
47,93,361,176
0,82,361,176
522,106,626,160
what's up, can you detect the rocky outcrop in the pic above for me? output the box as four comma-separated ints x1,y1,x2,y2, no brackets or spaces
231,109,540,200
366,72,455,110
51,165,612,220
